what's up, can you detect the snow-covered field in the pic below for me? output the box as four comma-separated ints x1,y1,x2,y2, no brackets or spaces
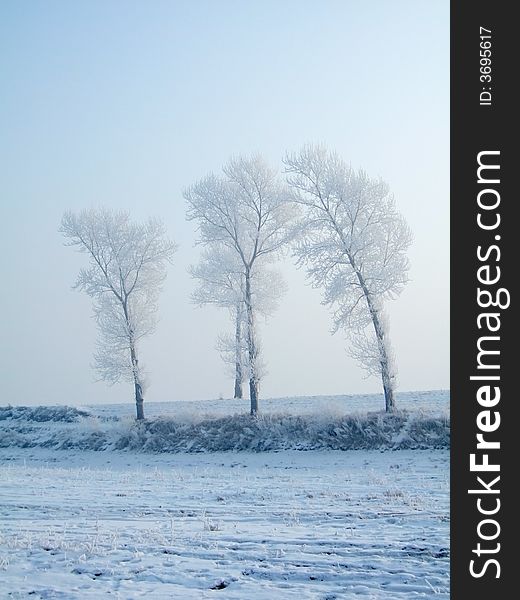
87,389,449,421
0,391,449,599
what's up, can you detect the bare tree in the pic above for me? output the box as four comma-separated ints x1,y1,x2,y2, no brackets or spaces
284,145,412,412
60,208,176,420
185,155,295,414
190,245,286,399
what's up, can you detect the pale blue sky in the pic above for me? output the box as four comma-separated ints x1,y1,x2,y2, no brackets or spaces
0,1,449,406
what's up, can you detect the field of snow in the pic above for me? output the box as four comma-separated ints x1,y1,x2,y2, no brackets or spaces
87,390,449,421
0,449,448,599
0,391,449,598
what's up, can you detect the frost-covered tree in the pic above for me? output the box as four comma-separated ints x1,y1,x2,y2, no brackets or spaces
60,209,176,420
284,145,412,412
190,245,286,399
185,155,295,414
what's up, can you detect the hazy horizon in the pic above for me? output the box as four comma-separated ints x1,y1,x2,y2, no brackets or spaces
0,1,449,407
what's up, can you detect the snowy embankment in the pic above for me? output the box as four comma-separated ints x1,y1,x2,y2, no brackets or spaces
0,391,449,453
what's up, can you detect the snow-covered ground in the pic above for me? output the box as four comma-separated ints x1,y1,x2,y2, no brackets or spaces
0,449,448,599
0,391,449,598
87,389,449,421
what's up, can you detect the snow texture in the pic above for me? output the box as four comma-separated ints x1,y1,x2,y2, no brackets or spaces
0,449,448,599
0,391,449,598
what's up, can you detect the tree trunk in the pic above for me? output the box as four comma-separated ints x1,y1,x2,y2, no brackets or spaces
355,271,395,412
244,270,259,415
368,303,395,412
130,342,145,420
135,378,145,420
371,308,394,412
123,300,145,421
233,303,243,399
381,367,395,413
234,373,243,400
